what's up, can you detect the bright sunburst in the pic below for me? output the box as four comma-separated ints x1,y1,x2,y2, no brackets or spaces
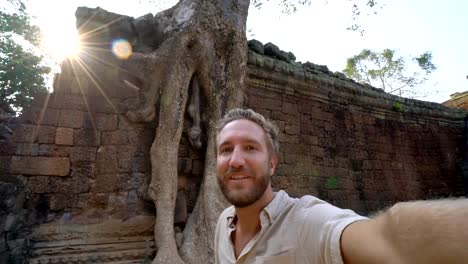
40,26,82,63
27,1,83,64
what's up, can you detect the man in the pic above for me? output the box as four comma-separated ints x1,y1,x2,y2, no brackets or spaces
214,108,468,264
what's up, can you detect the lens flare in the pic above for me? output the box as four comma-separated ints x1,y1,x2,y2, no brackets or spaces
111,38,133,60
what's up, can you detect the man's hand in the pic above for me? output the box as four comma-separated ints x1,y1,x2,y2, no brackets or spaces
341,199,468,264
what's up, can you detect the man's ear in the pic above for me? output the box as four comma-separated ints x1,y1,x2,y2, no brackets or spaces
269,154,278,176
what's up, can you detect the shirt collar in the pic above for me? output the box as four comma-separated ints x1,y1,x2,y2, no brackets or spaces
224,190,291,227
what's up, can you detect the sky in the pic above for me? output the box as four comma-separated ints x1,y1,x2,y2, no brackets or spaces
25,0,468,103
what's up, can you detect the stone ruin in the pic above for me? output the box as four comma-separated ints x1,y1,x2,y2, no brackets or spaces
1,6,468,264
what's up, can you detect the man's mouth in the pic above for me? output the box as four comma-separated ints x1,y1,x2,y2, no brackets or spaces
230,175,250,180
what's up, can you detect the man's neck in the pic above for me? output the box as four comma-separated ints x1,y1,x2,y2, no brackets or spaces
235,190,273,231
232,187,274,258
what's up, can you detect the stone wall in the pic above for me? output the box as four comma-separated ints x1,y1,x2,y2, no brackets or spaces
0,177,29,264
0,49,466,263
443,91,468,110
0,58,205,263
245,50,466,213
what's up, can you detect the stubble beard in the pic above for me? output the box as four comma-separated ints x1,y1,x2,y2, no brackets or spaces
218,165,270,208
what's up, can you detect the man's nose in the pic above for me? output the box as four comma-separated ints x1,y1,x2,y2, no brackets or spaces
229,147,245,168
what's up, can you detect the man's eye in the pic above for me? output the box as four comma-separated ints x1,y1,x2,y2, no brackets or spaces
246,145,256,151
220,147,232,153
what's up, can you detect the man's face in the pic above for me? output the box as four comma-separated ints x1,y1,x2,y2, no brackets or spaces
216,119,277,208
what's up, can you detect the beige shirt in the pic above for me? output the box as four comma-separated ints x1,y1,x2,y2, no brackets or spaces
214,190,367,264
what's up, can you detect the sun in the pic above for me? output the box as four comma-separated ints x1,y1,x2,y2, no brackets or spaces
28,0,83,65
40,26,82,63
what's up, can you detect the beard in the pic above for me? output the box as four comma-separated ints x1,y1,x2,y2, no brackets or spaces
217,164,271,208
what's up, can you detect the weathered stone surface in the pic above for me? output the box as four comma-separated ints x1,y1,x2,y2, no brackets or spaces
28,176,50,194
95,146,118,174
14,143,39,156
101,130,129,145
38,144,70,157
55,127,74,145
69,147,97,164
36,108,60,126
442,91,468,110
49,193,77,210
92,173,120,192
11,156,70,176
57,110,84,129
264,42,285,61
37,126,56,144
85,113,118,131
248,39,264,54
74,128,100,146
12,124,37,143
0,180,28,263
48,93,87,111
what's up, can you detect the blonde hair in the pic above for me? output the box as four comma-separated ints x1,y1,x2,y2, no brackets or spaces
216,108,279,156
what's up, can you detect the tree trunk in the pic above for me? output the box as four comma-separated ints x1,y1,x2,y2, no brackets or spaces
77,1,250,263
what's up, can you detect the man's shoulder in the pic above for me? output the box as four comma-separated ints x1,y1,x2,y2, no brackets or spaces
281,191,327,209
283,191,354,218
271,191,329,220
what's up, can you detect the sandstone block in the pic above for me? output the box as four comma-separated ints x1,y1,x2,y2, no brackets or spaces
95,146,118,174
70,163,95,179
90,96,126,114
14,143,39,156
55,127,74,145
37,108,60,126
28,176,50,193
12,124,37,143
101,130,129,145
58,110,84,128
37,126,56,144
49,94,86,111
118,155,149,173
74,128,100,146
118,116,132,130
11,156,70,176
53,179,86,197
38,144,70,157
282,101,298,116
284,124,299,135
69,147,97,164
0,156,11,174
16,109,38,125
49,193,76,210
0,140,15,155
85,113,118,131
249,97,282,111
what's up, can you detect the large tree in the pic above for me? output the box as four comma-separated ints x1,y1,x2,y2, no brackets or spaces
343,48,436,97
72,1,381,263
76,1,248,263
0,0,50,113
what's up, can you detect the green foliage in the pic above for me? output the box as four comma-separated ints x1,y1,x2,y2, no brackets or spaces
343,48,436,98
0,0,50,112
326,176,338,189
392,101,403,112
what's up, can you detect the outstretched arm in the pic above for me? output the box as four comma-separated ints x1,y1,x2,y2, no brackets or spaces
341,199,468,264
